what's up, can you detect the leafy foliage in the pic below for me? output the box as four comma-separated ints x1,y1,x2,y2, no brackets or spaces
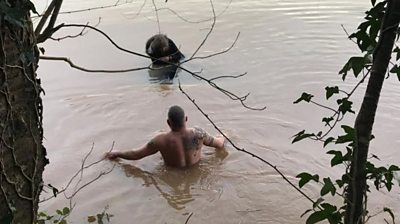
0,0,38,28
36,206,113,224
291,1,400,223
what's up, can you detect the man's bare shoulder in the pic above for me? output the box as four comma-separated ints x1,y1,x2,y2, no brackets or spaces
147,131,168,146
191,126,207,138
190,126,214,146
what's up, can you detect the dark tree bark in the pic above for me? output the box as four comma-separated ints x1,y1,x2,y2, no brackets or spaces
0,1,48,223
345,0,400,223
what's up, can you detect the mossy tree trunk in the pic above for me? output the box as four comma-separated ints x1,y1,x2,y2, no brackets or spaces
0,1,48,223
344,0,400,223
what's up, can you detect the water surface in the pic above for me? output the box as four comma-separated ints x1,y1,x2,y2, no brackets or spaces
34,0,400,223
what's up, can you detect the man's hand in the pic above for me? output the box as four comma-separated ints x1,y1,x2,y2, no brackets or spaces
214,135,226,149
104,151,120,161
159,56,171,62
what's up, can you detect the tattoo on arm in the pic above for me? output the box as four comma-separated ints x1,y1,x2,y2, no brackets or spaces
147,138,157,150
193,127,214,147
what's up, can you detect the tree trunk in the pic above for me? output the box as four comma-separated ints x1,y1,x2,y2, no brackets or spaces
345,0,400,223
0,1,48,223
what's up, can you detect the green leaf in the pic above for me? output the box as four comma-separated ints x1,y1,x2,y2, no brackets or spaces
325,86,339,100
337,98,355,115
56,210,63,215
323,137,335,147
59,220,67,224
320,178,336,196
393,47,400,60
339,57,366,80
38,212,47,217
306,211,328,224
384,172,393,191
389,165,400,172
26,1,38,14
389,64,400,81
88,216,96,223
383,207,395,223
327,150,344,167
343,147,352,161
292,130,315,143
322,117,334,127
294,92,314,104
336,125,355,144
320,203,337,213
297,172,319,188
62,207,70,215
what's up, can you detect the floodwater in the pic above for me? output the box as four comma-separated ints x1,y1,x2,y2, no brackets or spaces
33,0,400,223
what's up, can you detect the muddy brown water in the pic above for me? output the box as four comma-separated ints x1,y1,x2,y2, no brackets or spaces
33,0,400,223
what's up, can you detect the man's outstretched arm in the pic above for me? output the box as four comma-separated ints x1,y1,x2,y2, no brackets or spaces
105,139,158,160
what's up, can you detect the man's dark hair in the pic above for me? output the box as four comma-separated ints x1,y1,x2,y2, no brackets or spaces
168,105,185,130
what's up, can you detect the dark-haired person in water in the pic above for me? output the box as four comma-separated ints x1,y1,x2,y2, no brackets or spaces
145,34,184,65
104,105,225,168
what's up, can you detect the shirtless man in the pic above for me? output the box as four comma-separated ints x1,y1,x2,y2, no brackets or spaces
104,105,225,167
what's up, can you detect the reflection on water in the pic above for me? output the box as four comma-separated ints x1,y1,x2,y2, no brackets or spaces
120,149,228,210
147,64,180,84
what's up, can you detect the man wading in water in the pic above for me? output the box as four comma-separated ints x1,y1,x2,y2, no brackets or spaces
105,105,226,167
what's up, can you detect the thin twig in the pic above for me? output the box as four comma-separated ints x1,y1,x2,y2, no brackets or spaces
209,72,247,81
32,0,134,18
189,0,217,59
40,142,115,203
182,32,240,63
151,0,161,34
341,24,358,45
157,0,232,24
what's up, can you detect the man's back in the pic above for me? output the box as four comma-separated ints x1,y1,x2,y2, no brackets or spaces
155,127,208,167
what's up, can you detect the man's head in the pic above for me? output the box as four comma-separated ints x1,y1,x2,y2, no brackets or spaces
167,105,187,131
147,34,169,56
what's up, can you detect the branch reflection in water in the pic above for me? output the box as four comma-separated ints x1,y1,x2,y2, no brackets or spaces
118,149,228,210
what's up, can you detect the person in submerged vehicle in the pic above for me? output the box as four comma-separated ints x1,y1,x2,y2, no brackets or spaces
104,105,226,168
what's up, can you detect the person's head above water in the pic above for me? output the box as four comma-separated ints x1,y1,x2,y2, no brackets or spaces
167,105,187,131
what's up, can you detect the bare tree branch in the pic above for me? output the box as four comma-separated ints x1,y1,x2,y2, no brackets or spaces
49,21,91,41
37,0,63,43
40,55,150,73
34,0,57,36
50,23,151,58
